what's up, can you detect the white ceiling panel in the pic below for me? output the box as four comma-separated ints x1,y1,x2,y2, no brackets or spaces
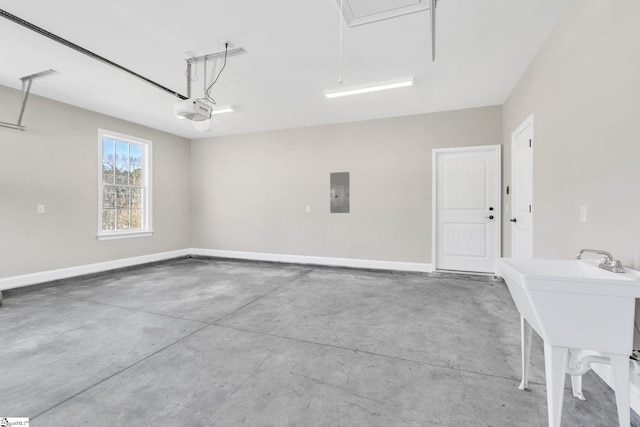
0,0,570,139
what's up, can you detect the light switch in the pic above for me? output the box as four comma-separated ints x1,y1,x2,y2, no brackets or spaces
306,205,311,214
580,205,587,223
37,204,45,214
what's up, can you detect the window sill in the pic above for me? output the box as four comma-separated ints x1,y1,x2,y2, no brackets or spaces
97,231,153,241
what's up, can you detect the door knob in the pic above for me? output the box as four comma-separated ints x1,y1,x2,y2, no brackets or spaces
489,207,494,211
485,215,494,220
510,218,517,223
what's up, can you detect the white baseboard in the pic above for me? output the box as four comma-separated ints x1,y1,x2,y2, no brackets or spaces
0,249,190,291
0,248,432,291
191,248,433,273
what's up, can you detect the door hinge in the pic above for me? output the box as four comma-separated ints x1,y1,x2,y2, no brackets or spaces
529,139,532,148
529,204,532,213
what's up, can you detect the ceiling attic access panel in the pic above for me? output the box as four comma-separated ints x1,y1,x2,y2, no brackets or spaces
337,0,430,27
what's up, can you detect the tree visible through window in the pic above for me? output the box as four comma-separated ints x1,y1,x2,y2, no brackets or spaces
98,129,152,238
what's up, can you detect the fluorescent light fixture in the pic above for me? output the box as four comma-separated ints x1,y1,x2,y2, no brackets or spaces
211,106,234,115
325,78,413,99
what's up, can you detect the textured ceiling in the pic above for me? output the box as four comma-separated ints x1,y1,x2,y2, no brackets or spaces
0,0,570,139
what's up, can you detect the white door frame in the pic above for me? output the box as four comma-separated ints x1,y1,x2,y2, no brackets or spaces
510,114,534,258
432,144,502,273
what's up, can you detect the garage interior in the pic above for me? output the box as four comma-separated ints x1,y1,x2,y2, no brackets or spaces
1,0,639,425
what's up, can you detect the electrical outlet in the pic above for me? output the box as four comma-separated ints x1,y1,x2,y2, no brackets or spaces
306,205,311,214
580,205,587,223
37,204,45,214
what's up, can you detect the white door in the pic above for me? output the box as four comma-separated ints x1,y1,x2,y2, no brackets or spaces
511,115,534,259
433,145,501,273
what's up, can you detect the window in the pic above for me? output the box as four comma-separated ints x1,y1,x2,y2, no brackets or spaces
98,129,152,239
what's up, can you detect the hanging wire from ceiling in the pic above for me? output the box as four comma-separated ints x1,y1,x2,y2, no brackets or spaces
206,42,229,104
338,0,344,83
202,57,218,101
430,0,437,61
331,0,438,82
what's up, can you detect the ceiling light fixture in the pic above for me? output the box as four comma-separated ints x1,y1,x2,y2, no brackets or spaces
212,106,234,115
190,106,233,132
325,78,413,99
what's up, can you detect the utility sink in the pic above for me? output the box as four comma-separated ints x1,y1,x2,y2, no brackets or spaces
498,258,640,427
499,258,640,354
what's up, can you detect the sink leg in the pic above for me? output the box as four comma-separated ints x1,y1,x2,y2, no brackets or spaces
570,374,585,400
544,343,567,427
611,353,630,427
568,348,585,400
519,316,533,390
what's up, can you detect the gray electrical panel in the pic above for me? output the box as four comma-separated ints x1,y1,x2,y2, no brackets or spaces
330,172,350,213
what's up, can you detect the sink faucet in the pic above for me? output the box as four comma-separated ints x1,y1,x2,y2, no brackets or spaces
576,249,625,273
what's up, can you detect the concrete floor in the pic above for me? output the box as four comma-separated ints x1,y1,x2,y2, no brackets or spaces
0,257,634,426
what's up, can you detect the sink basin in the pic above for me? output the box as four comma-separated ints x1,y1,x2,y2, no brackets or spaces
498,258,640,354
498,257,640,427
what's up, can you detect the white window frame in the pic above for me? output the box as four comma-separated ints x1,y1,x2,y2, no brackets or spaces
97,128,153,240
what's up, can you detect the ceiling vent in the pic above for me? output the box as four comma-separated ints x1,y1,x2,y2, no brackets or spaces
336,0,430,27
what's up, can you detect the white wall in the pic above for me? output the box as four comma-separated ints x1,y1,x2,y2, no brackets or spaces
502,0,640,268
502,0,640,409
1,89,501,279
0,85,191,278
3,0,637,277
4,0,636,276
191,106,502,264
